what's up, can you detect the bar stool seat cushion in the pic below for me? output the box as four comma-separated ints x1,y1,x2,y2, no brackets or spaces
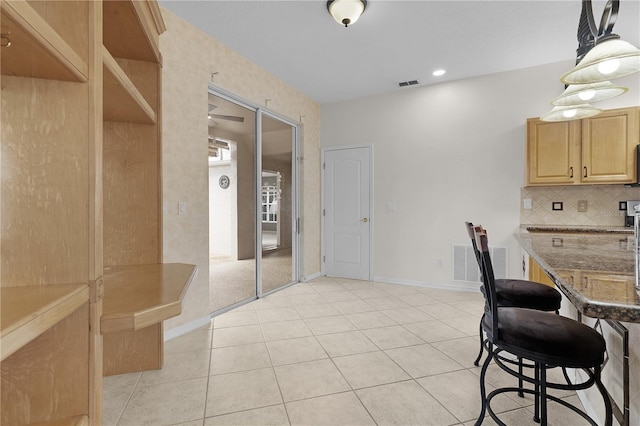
496,279,562,311
483,307,605,368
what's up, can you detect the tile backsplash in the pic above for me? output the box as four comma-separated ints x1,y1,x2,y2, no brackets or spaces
521,185,640,227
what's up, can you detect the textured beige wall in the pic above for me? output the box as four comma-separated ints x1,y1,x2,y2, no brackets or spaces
160,8,321,332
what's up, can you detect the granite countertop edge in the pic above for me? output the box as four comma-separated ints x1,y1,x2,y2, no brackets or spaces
521,224,633,234
515,231,640,323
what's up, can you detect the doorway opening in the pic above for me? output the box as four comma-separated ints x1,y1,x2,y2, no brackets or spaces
208,89,299,314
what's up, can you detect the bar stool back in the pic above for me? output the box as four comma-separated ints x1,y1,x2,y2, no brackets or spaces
465,222,561,366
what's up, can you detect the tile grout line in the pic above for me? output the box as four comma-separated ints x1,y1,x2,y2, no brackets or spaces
113,370,143,426
201,320,215,423
258,306,292,425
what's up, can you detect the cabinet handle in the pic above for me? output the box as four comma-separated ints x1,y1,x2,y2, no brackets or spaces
569,167,573,178
583,166,588,178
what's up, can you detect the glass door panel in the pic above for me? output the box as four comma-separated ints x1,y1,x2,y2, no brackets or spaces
260,114,296,294
208,93,257,312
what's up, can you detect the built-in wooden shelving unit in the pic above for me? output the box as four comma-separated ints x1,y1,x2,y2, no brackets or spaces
103,0,164,63
1,284,88,361
0,0,88,81
1,0,178,423
103,46,157,124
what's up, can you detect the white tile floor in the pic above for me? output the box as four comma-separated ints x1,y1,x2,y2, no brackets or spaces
104,277,591,425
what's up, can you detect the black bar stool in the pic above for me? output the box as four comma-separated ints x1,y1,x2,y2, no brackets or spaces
465,222,561,366
472,225,612,426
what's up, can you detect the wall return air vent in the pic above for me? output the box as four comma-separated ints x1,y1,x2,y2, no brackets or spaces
452,245,507,283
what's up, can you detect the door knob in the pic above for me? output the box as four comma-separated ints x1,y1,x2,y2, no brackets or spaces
359,218,368,223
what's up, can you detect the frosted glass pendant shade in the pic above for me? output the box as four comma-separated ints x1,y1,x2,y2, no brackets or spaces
551,81,628,106
327,0,366,27
561,39,640,84
540,104,602,122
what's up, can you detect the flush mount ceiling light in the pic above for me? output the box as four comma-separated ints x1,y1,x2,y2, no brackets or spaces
327,0,367,27
561,0,640,84
432,69,446,77
540,104,602,122
551,81,628,106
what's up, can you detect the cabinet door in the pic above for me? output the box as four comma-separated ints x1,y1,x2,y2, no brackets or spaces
527,118,580,185
581,272,636,303
528,258,556,287
581,107,639,183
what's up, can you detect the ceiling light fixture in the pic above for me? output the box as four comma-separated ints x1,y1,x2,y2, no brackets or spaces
540,104,603,122
542,0,636,121
327,0,367,27
432,69,446,77
561,0,640,84
551,81,627,106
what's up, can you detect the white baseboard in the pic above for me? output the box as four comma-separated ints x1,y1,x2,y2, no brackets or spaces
301,271,323,282
164,315,212,341
373,276,481,293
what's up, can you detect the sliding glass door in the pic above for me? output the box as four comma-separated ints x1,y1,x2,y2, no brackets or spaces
208,93,257,312
260,114,297,294
208,89,298,313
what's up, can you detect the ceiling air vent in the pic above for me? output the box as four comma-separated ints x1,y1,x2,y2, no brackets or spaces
398,80,419,87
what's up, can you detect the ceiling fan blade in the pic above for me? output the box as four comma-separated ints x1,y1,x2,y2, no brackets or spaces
209,113,244,123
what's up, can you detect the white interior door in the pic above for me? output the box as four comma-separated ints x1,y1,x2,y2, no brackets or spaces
323,147,371,280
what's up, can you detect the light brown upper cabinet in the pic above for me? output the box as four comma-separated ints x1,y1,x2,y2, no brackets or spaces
526,107,640,186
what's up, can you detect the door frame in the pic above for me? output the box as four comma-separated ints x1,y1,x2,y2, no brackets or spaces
208,85,301,300
321,145,374,280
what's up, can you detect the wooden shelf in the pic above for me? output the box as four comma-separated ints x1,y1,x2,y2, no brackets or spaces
101,263,197,334
0,0,88,82
103,46,157,124
1,284,88,362
103,0,164,64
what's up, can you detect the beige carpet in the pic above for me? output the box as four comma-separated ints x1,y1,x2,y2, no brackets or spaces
210,248,294,312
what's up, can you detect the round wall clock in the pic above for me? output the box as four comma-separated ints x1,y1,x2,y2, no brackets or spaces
219,175,230,189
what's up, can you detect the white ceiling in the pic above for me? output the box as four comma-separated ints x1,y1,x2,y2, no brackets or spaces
160,0,640,105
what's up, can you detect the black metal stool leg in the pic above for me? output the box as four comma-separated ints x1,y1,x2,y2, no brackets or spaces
474,343,494,426
518,357,524,397
474,319,484,366
540,363,548,426
533,362,540,423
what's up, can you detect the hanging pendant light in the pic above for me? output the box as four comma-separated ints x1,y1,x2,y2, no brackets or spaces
551,81,628,106
560,0,640,84
540,104,602,122
327,0,367,27
561,38,640,84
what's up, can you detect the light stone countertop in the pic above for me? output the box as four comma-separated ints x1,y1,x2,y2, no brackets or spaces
516,229,640,322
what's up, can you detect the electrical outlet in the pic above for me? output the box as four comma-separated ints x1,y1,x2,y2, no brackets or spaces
523,199,532,209
436,259,444,268
577,200,588,212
